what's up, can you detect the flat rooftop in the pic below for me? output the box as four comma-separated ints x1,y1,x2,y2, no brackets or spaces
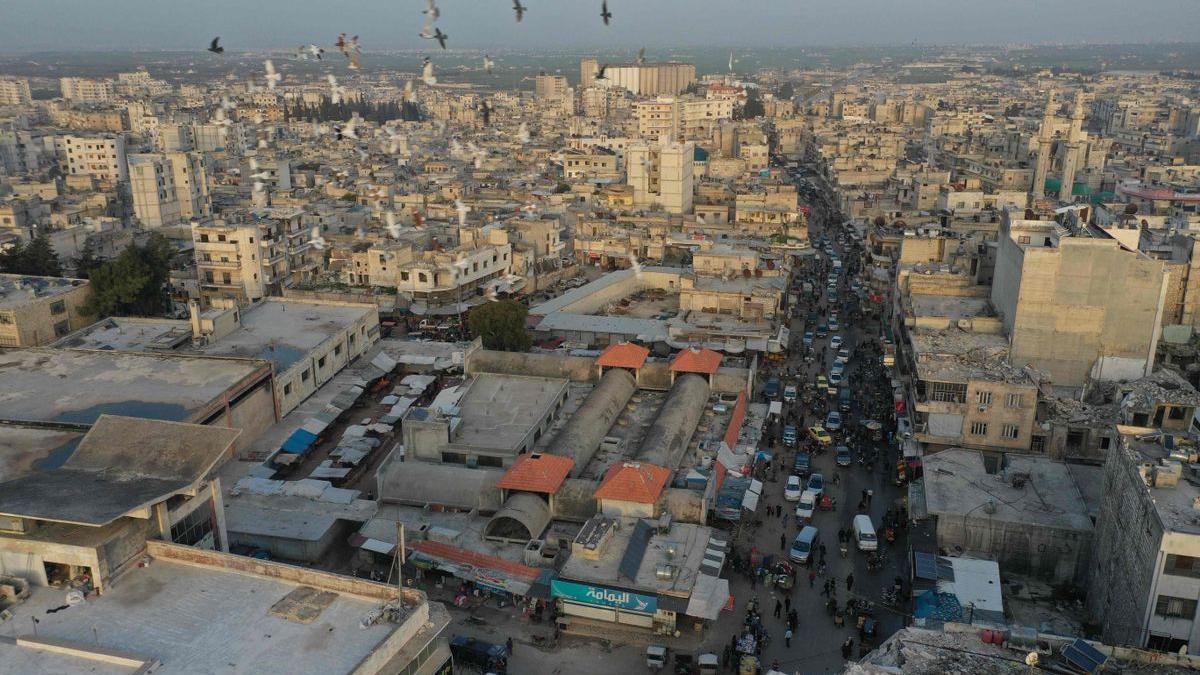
0,274,86,311
0,423,85,482
53,317,193,352
923,449,1093,532
193,299,374,372
1119,427,1200,535
0,348,268,425
453,373,569,451
558,517,712,598
0,558,401,675
908,294,992,322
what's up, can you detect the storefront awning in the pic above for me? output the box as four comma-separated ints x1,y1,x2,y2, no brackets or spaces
686,575,730,621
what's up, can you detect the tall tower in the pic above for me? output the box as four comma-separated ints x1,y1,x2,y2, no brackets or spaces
1031,91,1056,199
1059,91,1086,203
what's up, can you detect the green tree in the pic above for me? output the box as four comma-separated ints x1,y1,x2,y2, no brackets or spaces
81,233,175,318
777,82,795,100
0,234,63,277
73,239,102,279
738,91,765,120
468,300,531,352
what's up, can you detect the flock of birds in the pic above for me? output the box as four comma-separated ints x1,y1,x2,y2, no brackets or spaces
206,0,616,82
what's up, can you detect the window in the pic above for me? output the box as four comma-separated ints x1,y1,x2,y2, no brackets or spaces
334,342,342,356
401,271,410,281
1006,393,1023,408
0,313,11,324
283,382,292,396
1002,424,1019,440
1169,406,1186,420
1164,555,1200,579
301,369,310,382
49,300,66,315
317,356,326,369
476,455,502,468
928,381,967,403
975,391,993,405
1155,595,1198,619
970,422,988,436
170,498,218,549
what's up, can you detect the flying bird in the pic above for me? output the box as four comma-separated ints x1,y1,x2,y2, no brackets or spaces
299,44,324,60
419,20,436,40
327,74,345,104
433,28,448,50
263,60,281,90
628,253,643,279
479,100,491,125
309,227,328,250
636,47,646,65
423,0,440,21
403,79,415,103
385,211,403,238
336,33,360,57
596,64,608,80
483,55,495,74
349,53,362,70
601,1,612,25
512,0,526,22
207,37,224,54
455,200,471,227
517,122,530,144
422,58,437,85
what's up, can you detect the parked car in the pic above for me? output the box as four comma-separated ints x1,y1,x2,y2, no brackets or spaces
783,384,798,403
793,452,811,476
764,378,781,399
807,473,825,498
783,425,798,447
784,475,803,501
789,526,820,564
808,426,832,445
795,489,818,521
825,410,843,431
830,335,844,350
836,348,851,363
802,332,815,348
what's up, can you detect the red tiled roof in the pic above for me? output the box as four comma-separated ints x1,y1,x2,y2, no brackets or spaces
411,540,541,581
596,342,650,370
593,462,671,504
670,347,723,375
495,453,575,494
723,391,748,451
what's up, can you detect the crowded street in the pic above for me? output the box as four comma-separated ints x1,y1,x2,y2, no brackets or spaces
696,167,918,673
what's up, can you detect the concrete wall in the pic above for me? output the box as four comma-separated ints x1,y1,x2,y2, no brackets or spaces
712,366,752,394
934,513,1090,585
0,280,92,348
229,519,353,563
467,349,597,383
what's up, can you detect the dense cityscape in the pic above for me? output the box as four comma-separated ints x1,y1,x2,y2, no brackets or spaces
2,2,1200,674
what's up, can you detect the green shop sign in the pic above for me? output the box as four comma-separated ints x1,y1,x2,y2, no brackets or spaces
551,579,656,614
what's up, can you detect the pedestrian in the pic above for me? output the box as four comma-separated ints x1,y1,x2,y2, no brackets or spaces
774,598,782,618
782,512,789,527
785,627,792,647
780,533,786,552
731,634,738,653
820,543,827,560
506,637,513,655
841,637,853,659
784,596,791,613
809,570,816,588
846,573,855,592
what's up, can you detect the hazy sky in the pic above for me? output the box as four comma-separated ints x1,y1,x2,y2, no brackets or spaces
2,0,1199,51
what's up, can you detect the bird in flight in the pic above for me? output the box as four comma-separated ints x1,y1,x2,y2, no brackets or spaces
596,64,608,80
512,0,526,22
422,58,437,86
433,28,449,50
301,44,324,60
309,227,328,250
263,60,281,90
479,100,491,125
483,54,495,74
601,1,612,25
636,47,646,65
208,37,224,54
327,74,345,104
423,0,440,22
336,33,360,57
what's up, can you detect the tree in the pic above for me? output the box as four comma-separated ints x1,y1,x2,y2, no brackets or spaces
738,91,765,120
81,233,175,318
777,82,795,100
0,234,63,277
73,239,102,279
468,300,531,352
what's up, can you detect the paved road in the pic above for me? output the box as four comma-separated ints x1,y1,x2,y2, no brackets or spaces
695,168,911,673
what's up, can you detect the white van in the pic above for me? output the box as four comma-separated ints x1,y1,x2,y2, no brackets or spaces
853,514,878,552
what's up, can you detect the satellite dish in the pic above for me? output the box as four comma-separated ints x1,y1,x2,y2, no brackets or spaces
1025,652,1039,666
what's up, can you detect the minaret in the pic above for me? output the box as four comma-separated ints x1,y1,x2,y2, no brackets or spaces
1059,91,1086,203
1031,91,1055,199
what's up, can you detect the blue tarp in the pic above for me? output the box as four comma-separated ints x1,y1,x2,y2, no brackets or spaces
280,428,318,455
913,591,962,622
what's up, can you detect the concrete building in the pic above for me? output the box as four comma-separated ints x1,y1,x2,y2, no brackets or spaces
0,77,32,105
189,297,380,416
193,207,313,307
921,448,1094,585
0,348,276,445
562,147,620,181
0,415,240,592
402,373,571,467
627,140,694,215
62,133,128,183
1089,426,1200,654
0,539,451,675
130,152,211,228
0,274,92,347
58,77,114,103
535,74,569,100
584,59,696,96
992,215,1168,388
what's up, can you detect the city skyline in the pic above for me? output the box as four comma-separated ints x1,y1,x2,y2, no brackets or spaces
2,0,1200,51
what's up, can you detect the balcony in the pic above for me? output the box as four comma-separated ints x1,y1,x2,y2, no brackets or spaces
200,277,241,289
198,258,241,269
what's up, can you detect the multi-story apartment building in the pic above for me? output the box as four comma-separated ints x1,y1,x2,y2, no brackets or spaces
62,134,128,182
0,78,32,106
129,152,211,228
534,75,569,100
58,77,115,104
0,274,92,347
627,140,694,215
192,208,311,307
562,147,620,181
992,215,1168,388
634,96,736,141
1089,426,1200,655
